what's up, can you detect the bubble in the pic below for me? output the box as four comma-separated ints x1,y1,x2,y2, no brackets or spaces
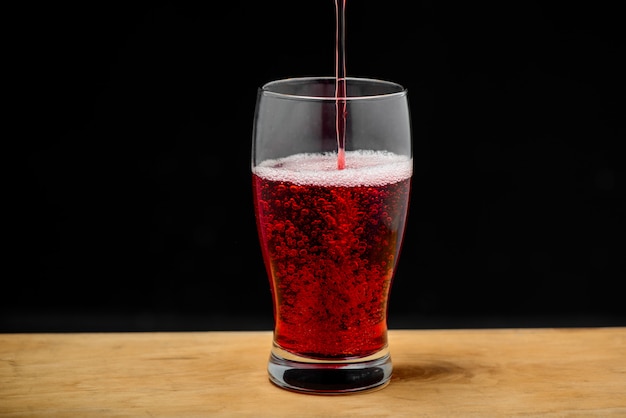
253,150,412,187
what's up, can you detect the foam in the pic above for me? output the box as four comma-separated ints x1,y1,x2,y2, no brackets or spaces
253,150,413,187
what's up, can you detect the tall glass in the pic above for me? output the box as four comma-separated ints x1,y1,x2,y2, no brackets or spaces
252,77,412,394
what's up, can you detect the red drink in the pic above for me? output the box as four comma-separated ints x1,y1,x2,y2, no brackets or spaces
253,150,412,359
335,0,347,170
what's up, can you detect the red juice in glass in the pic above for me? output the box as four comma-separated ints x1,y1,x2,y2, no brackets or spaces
253,150,412,359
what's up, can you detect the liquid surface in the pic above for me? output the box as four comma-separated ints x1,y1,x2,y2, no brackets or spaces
253,150,412,187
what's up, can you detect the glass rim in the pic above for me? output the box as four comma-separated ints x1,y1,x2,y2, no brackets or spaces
260,76,407,101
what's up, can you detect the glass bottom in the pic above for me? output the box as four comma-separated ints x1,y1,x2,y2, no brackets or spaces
267,345,392,395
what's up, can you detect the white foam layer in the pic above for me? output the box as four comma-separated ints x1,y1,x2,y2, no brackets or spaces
253,150,413,187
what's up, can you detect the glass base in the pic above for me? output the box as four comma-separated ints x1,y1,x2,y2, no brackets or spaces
267,345,392,395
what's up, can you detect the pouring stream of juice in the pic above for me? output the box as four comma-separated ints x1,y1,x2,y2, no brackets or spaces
335,0,347,170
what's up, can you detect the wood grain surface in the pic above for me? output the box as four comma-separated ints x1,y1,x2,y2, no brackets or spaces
1,328,625,417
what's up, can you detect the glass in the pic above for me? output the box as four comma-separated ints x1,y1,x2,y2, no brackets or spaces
251,77,412,394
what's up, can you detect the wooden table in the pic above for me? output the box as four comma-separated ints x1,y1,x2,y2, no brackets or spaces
1,328,625,417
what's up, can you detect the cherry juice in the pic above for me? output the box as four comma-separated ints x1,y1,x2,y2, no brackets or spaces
253,151,412,359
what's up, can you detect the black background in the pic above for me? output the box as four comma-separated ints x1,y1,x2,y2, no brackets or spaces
5,1,625,331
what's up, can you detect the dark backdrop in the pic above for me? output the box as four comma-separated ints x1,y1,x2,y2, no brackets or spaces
5,1,624,331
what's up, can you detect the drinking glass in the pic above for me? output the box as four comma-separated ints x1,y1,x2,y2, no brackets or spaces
252,77,412,394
